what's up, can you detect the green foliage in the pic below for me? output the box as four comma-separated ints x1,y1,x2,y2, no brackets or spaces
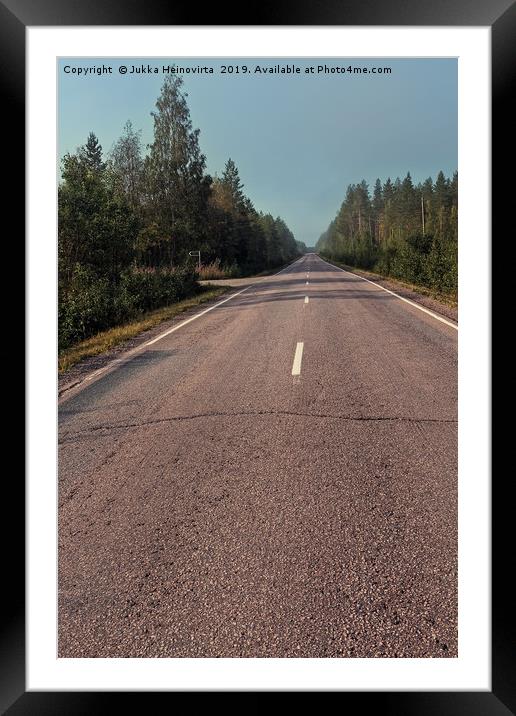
316,171,457,297
109,120,144,212
58,78,301,350
58,144,138,285
221,158,246,212
81,132,105,172
205,160,299,274
145,74,209,264
59,264,198,350
59,265,114,349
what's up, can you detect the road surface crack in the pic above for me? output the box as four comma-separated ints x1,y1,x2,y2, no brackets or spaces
59,410,457,443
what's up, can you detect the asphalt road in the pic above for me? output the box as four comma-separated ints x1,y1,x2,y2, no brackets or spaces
58,253,457,658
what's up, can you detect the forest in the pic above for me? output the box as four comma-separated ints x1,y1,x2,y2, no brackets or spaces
316,171,458,297
58,75,303,350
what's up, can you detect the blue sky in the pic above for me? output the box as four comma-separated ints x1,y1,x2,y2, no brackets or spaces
58,58,457,246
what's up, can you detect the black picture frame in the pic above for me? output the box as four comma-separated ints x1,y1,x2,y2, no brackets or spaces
7,0,513,710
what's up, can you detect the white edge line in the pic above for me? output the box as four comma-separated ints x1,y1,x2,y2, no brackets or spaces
319,257,458,330
291,341,304,376
73,256,305,387
144,286,249,346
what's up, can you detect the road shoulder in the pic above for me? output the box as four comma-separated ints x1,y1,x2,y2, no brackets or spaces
58,286,236,397
321,258,458,324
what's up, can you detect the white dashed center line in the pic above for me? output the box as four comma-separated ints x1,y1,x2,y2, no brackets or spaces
304,296,309,304
291,342,304,376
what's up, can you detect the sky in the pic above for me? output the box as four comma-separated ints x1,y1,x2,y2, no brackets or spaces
58,58,457,247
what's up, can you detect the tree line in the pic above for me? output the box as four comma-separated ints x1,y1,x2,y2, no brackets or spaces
316,171,457,296
59,75,303,349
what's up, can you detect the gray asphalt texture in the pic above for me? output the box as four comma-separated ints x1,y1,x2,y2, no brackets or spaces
58,254,457,658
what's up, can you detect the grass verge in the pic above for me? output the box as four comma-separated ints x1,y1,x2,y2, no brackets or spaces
321,258,458,308
59,286,229,374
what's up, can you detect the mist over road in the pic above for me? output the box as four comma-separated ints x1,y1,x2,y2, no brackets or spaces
58,253,457,657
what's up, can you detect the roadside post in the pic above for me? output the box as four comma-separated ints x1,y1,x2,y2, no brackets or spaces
188,250,201,270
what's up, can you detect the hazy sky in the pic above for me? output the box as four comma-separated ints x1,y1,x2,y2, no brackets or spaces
58,58,457,246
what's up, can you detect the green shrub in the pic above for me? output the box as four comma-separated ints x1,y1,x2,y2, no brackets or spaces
59,263,199,351
320,228,457,299
59,265,114,349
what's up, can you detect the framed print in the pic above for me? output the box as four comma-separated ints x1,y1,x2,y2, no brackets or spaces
6,0,513,709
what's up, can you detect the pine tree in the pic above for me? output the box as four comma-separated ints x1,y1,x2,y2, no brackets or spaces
382,178,393,204
316,170,457,296
400,172,418,233
220,158,246,213
81,132,105,172
433,170,450,237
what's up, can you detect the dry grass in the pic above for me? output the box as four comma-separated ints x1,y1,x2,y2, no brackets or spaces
197,259,239,280
58,286,228,373
197,260,227,280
